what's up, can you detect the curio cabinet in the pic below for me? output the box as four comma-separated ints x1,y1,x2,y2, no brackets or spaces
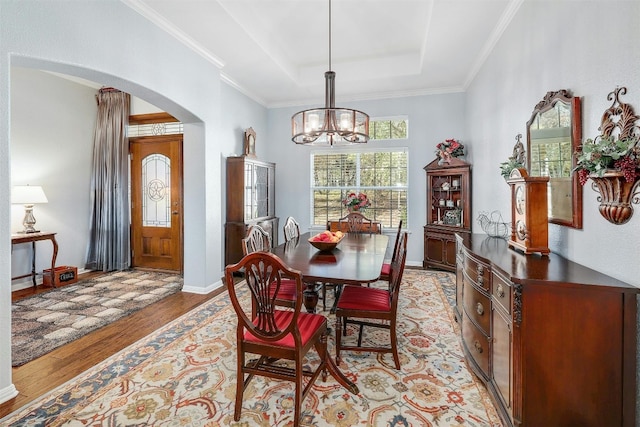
423,157,471,271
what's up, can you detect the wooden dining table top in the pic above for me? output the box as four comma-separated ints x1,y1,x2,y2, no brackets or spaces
271,232,389,285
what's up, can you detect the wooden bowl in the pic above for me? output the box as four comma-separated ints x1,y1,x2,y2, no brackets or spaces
308,235,343,252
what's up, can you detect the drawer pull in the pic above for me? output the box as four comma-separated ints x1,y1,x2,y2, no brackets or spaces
476,302,484,316
477,275,484,285
477,265,485,274
496,283,505,298
474,340,483,353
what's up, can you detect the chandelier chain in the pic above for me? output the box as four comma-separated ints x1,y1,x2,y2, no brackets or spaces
328,0,332,71
290,0,370,145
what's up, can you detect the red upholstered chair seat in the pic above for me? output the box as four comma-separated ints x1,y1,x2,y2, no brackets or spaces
337,286,390,311
335,231,408,370
244,310,326,348
270,278,297,301
225,251,359,426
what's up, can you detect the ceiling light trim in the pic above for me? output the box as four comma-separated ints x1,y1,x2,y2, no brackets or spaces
215,0,300,85
272,85,465,109
418,0,435,71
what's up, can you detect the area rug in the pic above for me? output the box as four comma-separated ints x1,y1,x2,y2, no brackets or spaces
11,270,183,366
2,269,501,426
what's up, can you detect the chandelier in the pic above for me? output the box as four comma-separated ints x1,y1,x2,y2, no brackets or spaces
291,0,369,145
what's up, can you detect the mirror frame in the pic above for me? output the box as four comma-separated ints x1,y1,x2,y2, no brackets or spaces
526,90,582,229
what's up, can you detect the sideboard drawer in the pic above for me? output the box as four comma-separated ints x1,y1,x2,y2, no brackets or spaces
462,275,491,335
463,251,490,292
492,271,512,315
461,311,490,377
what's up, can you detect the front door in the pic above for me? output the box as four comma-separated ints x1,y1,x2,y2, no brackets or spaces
130,136,183,271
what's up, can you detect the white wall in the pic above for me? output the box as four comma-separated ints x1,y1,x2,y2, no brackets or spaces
268,92,467,266
10,69,97,290
466,0,640,286
0,0,242,403
220,83,268,158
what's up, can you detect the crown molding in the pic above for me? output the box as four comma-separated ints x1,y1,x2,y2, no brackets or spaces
122,0,225,70
267,86,466,109
463,0,524,89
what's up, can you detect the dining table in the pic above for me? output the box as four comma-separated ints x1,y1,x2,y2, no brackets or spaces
270,231,388,396
270,231,389,314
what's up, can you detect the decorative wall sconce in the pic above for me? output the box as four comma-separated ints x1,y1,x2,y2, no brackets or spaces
574,87,640,224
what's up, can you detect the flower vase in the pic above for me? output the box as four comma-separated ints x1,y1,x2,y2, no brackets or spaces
348,206,363,214
437,151,450,165
589,169,640,224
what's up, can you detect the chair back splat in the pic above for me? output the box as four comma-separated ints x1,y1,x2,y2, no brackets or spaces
338,212,376,234
283,216,301,242
241,224,271,255
225,251,358,426
242,224,296,313
388,232,408,312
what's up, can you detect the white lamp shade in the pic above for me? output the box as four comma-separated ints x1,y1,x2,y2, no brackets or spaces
11,185,48,205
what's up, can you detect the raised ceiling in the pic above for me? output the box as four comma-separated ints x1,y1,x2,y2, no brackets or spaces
126,0,523,107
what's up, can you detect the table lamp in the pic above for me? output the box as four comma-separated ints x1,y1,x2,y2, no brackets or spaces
11,185,48,233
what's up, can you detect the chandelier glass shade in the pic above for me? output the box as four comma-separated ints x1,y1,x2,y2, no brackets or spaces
291,0,370,146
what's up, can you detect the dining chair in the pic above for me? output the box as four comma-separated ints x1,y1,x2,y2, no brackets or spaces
283,216,301,242
334,231,408,369
379,219,403,283
242,224,296,312
241,224,271,255
322,212,381,307
338,212,375,234
225,251,330,427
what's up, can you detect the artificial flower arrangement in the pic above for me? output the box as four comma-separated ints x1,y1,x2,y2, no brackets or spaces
342,192,371,211
573,135,639,185
435,138,465,163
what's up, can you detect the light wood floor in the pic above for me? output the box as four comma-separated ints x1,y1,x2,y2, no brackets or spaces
0,272,223,419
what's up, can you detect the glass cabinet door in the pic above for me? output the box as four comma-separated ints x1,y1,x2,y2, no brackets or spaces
254,164,269,218
244,161,274,221
430,173,464,226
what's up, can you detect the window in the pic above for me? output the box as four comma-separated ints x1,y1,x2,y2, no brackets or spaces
529,104,572,178
311,149,408,228
369,117,408,140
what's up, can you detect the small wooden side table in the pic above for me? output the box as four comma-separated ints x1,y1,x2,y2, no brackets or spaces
11,232,58,288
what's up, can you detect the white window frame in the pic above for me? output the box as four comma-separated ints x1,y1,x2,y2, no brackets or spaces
310,146,409,229
369,115,409,141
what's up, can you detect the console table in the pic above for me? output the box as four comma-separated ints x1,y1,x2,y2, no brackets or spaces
456,233,638,427
11,232,58,288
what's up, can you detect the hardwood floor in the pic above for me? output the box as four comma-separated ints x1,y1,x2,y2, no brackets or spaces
1,273,224,419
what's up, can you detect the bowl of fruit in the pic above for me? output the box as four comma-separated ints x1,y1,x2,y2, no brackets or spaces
308,230,344,252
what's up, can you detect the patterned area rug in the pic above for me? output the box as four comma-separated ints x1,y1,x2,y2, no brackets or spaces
11,270,183,366
2,269,501,426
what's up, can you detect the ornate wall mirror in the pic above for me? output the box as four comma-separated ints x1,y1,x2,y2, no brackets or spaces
526,90,582,228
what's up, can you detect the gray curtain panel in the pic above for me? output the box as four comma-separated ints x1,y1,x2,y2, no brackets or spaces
85,89,131,271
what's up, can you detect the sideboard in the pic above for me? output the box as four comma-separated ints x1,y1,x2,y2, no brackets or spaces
456,233,638,427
